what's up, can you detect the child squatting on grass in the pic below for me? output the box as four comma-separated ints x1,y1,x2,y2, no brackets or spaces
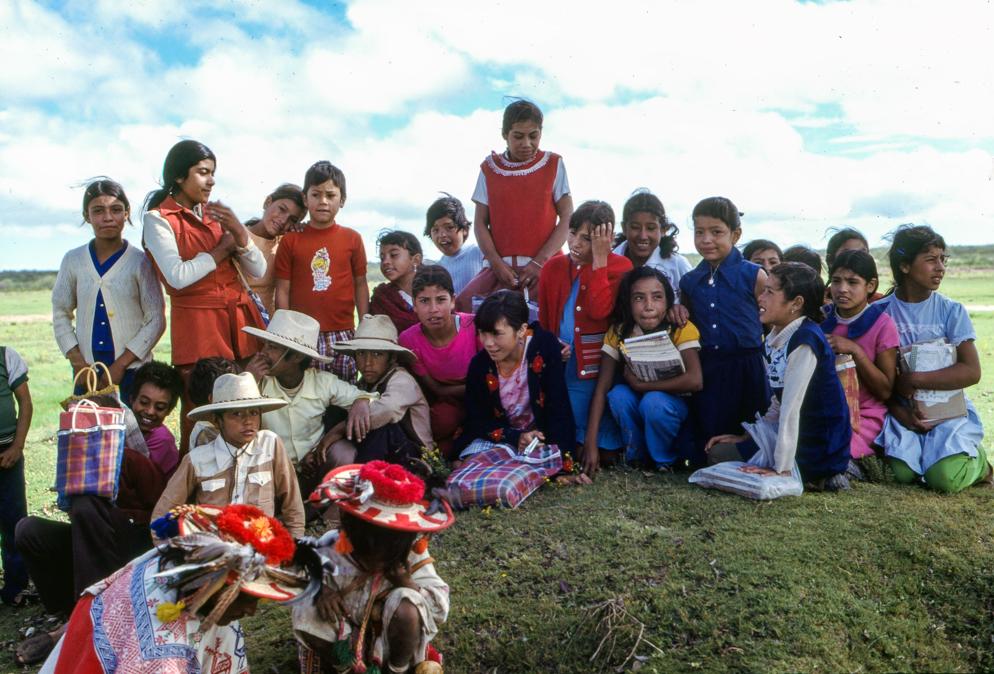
706,262,852,491
584,267,703,477
293,461,453,674
151,372,306,537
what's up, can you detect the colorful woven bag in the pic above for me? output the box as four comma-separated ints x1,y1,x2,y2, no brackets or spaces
55,398,126,510
445,441,562,509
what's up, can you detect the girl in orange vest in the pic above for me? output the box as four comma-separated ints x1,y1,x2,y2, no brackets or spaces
142,139,266,452
455,99,574,310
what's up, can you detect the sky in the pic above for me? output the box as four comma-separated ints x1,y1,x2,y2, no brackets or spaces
2,0,994,272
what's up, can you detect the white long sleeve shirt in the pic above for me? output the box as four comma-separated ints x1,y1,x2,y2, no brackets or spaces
142,206,266,290
762,317,818,473
51,243,166,367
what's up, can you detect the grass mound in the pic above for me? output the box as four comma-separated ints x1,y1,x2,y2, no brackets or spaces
238,468,994,673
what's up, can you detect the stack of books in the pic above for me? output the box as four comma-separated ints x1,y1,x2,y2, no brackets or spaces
900,340,967,423
620,331,685,382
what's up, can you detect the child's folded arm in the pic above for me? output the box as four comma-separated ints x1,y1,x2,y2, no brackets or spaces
143,211,219,290
367,373,422,428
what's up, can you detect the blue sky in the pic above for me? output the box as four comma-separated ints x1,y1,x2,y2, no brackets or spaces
2,0,994,271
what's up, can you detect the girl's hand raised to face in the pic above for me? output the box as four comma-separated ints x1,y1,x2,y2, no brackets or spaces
591,223,613,270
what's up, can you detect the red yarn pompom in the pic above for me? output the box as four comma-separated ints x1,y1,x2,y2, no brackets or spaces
358,460,425,505
216,503,296,565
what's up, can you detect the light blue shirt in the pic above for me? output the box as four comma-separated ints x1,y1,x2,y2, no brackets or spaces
437,244,485,295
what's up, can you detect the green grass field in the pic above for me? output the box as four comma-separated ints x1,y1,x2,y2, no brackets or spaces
1,269,993,672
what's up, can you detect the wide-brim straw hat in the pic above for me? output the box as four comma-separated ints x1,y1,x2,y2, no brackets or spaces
310,462,454,533
174,504,307,602
187,372,287,421
331,314,416,363
243,309,332,362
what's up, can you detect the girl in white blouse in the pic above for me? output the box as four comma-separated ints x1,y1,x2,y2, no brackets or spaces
52,179,166,403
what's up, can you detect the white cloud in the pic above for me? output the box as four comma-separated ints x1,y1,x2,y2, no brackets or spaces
2,0,994,272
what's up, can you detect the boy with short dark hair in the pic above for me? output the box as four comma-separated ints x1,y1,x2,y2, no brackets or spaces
274,161,368,383
371,230,423,333
424,194,483,295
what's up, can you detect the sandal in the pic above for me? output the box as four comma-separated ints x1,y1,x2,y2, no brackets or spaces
2,589,37,608
15,632,56,666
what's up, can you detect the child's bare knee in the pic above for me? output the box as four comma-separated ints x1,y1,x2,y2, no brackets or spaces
391,599,421,633
329,440,357,467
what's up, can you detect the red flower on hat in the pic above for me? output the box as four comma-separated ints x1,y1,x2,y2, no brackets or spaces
530,354,545,374
485,373,499,392
358,460,425,505
489,428,504,442
216,504,295,565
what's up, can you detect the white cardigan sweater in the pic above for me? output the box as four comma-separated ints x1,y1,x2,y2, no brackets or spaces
51,242,166,368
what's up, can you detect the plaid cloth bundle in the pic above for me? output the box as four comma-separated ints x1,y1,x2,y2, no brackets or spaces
446,441,562,509
55,399,126,510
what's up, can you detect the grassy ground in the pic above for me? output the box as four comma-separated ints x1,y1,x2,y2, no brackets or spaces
0,268,993,672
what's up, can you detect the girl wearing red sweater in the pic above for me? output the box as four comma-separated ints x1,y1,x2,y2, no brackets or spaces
539,200,632,460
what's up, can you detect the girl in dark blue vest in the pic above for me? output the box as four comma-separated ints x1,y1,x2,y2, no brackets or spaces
706,263,852,490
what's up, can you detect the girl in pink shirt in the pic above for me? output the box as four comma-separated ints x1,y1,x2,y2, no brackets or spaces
821,250,899,468
399,266,482,459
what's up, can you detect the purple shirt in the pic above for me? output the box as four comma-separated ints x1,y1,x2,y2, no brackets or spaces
143,424,179,479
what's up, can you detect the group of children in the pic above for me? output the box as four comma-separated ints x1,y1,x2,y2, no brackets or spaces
0,98,986,672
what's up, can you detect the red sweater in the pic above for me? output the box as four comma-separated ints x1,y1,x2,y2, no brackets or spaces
538,252,633,379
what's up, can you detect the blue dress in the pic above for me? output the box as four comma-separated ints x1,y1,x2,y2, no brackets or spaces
679,247,769,463
875,292,985,475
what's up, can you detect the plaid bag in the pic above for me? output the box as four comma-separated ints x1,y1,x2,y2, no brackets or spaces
55,399,126,510
446,441,562,509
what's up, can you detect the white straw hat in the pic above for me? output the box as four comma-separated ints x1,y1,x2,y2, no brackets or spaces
242,310,332,362
187,372,287,421
332,314,416,363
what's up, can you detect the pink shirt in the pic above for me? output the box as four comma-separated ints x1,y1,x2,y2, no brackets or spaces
499,336,535,431
399,313,482,383
830,307,899,458
143,424,179,479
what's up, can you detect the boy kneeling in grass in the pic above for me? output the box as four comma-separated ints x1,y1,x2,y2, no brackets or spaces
152,372,306,537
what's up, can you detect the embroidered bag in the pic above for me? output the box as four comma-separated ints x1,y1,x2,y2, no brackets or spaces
445,441,562,509
56,398,126,510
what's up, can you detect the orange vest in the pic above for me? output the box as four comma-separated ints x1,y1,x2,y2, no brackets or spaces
482,150,560,257
146,197,262,365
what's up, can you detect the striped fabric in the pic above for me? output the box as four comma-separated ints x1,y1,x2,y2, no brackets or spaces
56,403,126,510
316,329,357,384
446,441,562,509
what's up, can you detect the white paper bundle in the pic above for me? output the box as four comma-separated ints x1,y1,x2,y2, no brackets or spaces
620,330,685,382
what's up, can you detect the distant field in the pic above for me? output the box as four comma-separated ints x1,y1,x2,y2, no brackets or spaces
1,263,993,672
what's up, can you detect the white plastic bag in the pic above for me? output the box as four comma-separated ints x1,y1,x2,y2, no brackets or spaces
688,417,804,500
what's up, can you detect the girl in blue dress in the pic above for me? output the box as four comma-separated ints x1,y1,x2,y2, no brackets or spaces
677,197,769,464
